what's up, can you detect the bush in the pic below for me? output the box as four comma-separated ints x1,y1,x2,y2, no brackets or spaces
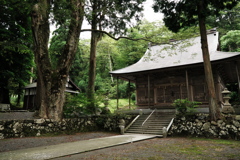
172,99,201,115
63,93,90,118
63,92,107,118
230,91,240,105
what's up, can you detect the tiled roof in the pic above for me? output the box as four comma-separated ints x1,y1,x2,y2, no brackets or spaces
110,32,240,74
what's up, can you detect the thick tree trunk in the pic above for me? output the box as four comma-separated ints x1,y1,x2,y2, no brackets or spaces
87,32,102,113
198,1,221,121
31,0,84,121
87,32,98,113
87,0,102,114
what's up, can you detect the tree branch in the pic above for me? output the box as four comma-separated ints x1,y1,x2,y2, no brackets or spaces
80,29,169,45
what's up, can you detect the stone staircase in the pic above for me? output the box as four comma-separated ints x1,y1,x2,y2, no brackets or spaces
125,109,175,135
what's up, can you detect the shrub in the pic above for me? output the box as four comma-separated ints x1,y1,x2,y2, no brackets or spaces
63,93,90,118
172,99,201,115
230,91,240,105
63,92,106,118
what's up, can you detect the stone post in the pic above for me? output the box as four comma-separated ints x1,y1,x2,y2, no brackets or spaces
221,88,235,114
119,119,125,135
162,127,167,138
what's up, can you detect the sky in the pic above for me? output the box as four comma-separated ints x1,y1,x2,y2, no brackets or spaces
142,0,163,22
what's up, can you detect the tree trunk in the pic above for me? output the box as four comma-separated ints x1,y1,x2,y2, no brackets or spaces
198,1,221,121
87,32,98,113
87,32,102,113
87,0,102,114
31,0,84,121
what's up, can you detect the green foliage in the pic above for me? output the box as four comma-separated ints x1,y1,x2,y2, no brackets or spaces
63,92,106,117
220,30,240,51
85,0,146,35
72,40,90,93
230,91,240,105
0,0,34,104
153,0,239,33
206,3,240,35
52,0,72,26
172,99,201,115
63,93,136,117
107,99,137,112
10,96,24,109
63,93,90,118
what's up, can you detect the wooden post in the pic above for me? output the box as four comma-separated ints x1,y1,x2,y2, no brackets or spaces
128,80,131,109
148,74,150,108
117,77,119,110
26,89,30,110
185,70,190,100
180,84,182,99
236,62,240,94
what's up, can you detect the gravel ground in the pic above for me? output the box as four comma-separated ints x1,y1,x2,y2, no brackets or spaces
0,112,35,120
0,132,240,160
53,136,240,160
0,132,117,152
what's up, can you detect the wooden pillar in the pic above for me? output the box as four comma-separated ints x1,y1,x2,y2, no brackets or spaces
180,84,182,99
216,74,222,102
117,77,119,110
235,62,240,95
185,70,190,100
163,86,166,103
236,62,240,94
148,74,150,108
128,80,131,109
26,89,30,110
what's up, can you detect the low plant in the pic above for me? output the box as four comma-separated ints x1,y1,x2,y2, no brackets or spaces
63,92,106,117
63,93,89,118
230,91,240,105
172,99,201,115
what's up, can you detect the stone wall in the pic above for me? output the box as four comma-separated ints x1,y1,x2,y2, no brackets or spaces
168,113,240,140
0,115,134,139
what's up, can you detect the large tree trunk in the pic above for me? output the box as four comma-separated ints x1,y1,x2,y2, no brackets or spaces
31,0,84,121
198,1,221,121
87,0,102,114
87,32,98,113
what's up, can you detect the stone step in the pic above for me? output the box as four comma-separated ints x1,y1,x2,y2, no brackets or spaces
125,110,175,135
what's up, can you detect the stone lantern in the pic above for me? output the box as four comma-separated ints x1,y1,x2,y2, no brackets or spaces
221,88,235,114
